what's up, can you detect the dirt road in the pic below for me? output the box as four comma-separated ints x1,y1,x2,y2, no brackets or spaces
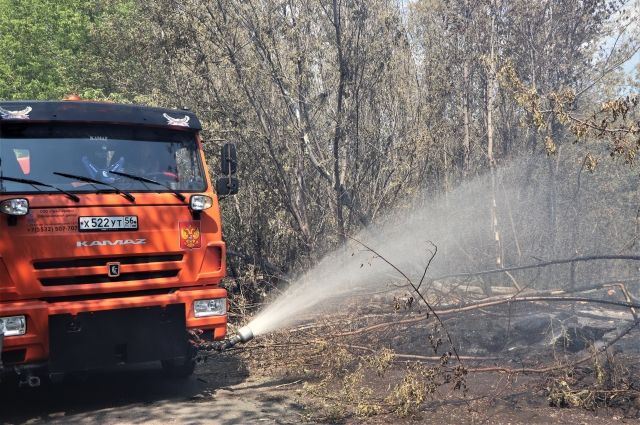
0,354,304,425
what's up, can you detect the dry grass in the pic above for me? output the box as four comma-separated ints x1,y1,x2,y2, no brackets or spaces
220,283,640,422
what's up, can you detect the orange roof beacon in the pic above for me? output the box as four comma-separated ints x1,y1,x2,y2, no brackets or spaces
0,101,239,385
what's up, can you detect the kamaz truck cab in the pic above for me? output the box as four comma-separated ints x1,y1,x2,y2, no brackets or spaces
0,100,238,385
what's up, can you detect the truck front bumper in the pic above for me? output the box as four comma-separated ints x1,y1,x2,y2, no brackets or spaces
0,287,227,369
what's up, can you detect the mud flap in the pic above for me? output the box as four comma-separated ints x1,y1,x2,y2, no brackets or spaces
49,304,189,373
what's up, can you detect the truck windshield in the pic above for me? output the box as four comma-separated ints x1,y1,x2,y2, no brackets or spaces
0,122,206,194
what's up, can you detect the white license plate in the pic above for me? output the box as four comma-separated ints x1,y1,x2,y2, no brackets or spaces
78,216,138,231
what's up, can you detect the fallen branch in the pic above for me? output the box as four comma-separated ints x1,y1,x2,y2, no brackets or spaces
345,318,640,375
433,254,640,281
347,236,463,365
606,282,638,320
467,317,640,374
392,354,500,362
435,295,640,316
273,379,302,389
333,290,639,338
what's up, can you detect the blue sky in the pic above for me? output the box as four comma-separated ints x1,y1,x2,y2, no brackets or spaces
616,0,639,80
623,51,639,77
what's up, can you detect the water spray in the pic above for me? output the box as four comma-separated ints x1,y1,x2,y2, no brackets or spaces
208,157,629,354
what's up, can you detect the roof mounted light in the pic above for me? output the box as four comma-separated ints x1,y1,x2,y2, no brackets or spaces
0,198,29,216
190,195,213,211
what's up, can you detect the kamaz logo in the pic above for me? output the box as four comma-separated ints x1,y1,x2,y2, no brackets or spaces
76,239,147,247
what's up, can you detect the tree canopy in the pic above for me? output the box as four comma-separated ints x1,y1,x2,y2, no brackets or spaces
0,0,638,275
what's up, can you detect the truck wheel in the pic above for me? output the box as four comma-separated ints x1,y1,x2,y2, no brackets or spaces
161,356,196,378
162,331,198,378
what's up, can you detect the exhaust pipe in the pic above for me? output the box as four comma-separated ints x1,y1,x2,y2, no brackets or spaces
217,325,254,351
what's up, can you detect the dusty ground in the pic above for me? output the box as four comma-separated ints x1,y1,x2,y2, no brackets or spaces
238,294,640,424
1,346,639,424
3,294,640,424
0,354,304,425
0,356,637,425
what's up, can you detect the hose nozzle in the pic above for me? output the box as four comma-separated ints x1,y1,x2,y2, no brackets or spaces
217,325,254,351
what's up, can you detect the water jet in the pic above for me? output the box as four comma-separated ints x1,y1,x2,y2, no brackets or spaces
218,325,255,350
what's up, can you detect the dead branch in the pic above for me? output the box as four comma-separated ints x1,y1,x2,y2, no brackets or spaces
435,295,640,316
467,317,640,374
416,242,437,291
342,344,502,362
433,254,640,281
333,288,640,338
347,236,463,364
605,282,638,320
504,270,522,291
334,315,431,337
392,354,500,362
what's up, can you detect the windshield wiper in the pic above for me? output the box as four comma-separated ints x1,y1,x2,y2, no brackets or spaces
109,171,185,201
0,175,80,202
53,172,135,203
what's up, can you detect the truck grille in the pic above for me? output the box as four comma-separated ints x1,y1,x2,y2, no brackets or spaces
40,270,180,286
34,254,183,270
34,254,183,287
41,288,174,303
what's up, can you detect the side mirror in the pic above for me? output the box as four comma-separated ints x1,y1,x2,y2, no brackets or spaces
220,143,237,175
216,177,240,196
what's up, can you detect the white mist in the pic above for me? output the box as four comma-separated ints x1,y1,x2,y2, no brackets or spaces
243,154,638,337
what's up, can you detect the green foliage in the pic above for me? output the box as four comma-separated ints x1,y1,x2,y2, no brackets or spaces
0,0,143,101
80,0,166,103
501,60,640,166
0,0,91,99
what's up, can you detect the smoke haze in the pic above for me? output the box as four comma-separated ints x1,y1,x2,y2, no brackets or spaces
247,150,640,337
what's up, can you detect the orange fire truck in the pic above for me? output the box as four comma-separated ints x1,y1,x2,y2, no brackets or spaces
0,100,238,385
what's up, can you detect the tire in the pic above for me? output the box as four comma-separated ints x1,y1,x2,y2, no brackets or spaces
161,331,198,378
161,356,196,378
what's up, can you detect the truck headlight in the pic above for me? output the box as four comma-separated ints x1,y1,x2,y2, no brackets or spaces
190,195,213,211
0,315,26,336
193,299,226,317
0,198,29,216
